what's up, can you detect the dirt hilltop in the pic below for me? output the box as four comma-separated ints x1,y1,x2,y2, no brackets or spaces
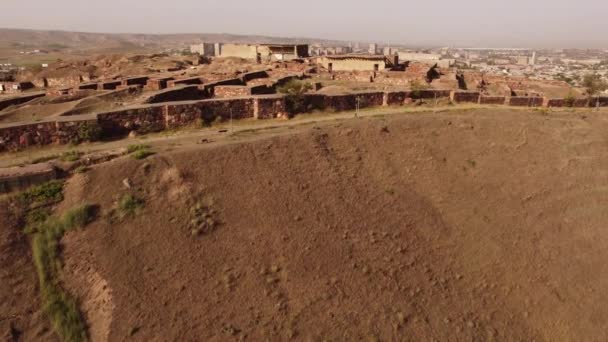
3,109,608,340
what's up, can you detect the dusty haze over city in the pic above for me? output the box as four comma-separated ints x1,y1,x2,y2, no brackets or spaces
1,0,607,48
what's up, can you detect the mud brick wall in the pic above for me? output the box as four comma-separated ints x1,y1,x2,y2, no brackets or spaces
145,85,204,104
53,115,100,144
97,80,122,90
198,98,254,121
509,97,543,107
450,91,480,103
97,105,166,136
167,77,204,88
254,95,287,119
385,91,412,105
0,92,46,111
0,121,56,152
146,77,173,91
165,101,202,128
479,96,506,105
214,86,251,98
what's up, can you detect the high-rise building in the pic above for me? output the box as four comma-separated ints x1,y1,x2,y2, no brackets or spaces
369,43,378,55
530,51,537,65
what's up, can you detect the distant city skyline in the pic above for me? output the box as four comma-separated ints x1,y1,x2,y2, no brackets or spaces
1,0,607,48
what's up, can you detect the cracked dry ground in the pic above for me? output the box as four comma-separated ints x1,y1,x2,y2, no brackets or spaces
3,109,608,341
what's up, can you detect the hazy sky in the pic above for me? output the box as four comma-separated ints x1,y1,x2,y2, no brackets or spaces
1,0,607,48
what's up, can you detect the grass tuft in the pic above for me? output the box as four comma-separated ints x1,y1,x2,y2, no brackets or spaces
118,194,144,217
60,150,82,162
31,204,98,342
127,144,154,160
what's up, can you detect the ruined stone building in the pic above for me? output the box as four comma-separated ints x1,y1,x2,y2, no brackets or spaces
190,43,217,56
319,55,398,72
218,43,309,62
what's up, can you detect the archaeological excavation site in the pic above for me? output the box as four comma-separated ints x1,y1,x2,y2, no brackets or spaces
1,16,608,342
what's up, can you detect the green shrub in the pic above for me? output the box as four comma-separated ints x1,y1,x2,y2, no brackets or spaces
118,194,144,217
16,180,64,207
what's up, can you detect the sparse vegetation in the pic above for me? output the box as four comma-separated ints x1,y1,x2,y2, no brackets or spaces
29,204,98,342
189,201,218,236
74,166,89,174
278,80,313,114
60,150,82,162
118,194,144,218
564,90,576,107
31,154,60,164
127,144,155,160
77,123,102,143
16,180,64,207
582,73,608,98
410,80,429,101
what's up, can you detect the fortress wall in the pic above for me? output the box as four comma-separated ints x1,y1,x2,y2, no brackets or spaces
479,96,507,105
3,90,608,152
450,91,480,103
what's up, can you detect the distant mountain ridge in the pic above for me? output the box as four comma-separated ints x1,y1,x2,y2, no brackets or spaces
0,28,352,51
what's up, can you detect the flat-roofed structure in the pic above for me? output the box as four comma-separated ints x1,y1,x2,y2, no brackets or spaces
319,55,397,72
219,43,309,62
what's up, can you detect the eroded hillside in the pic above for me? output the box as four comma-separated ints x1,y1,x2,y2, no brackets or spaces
3,109,608,341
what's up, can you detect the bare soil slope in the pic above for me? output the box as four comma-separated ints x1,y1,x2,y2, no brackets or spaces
5,109,608,341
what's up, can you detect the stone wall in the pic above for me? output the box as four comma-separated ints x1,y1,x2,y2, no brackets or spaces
201,78,245,97
97,80,122,90
144,85,205,104
254,95,287,119
0,121,57,151
53,115,100,144
165,101,202,128
167,77,205,88
97,105,166,136
240,70,269,83
385,91,411,105
450,91,480,103
214,86,251,98
146,77,174,91
198,98,254,121
0,92,46,111
4,90,608,152
509,96,544,107
479,96,506,105
122,76,149,87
